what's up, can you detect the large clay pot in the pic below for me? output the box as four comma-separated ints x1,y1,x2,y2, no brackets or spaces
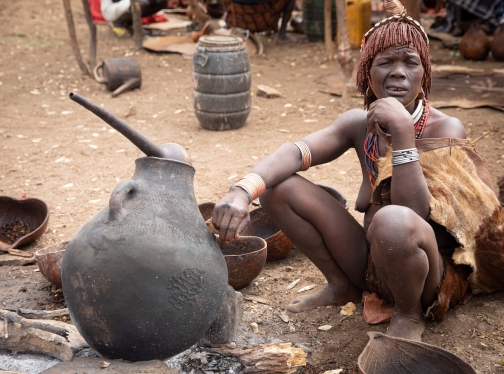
63,93,228,362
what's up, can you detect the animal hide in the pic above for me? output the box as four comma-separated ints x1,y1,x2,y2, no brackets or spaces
373,138,504,295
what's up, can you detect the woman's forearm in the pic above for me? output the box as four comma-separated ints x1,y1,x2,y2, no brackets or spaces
246,142,303,189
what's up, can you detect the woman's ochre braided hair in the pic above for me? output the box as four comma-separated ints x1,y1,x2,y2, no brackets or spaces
356,0,432,109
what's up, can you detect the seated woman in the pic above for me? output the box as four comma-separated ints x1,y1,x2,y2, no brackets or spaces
212,0,504,342
224,0,297,43
99,0,170,37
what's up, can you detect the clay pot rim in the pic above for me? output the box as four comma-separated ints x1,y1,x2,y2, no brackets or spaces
216,235,267,257
263,230,282,242
135,156,194,169
0,195,50,249
34,240,69,258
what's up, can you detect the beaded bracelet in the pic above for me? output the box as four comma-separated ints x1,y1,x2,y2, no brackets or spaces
391,148,419,166
294,141,312,171
231,173,266,204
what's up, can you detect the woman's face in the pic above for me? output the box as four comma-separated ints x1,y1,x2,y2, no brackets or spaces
369,45,424,108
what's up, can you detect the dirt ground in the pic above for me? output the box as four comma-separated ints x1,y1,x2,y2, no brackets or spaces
1,0,504,373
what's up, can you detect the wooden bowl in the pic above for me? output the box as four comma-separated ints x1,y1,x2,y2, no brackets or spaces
0,196,49,252
241,207,293,261
198,201,216,222
216,235,267,290
358,332,477,374
35,241,68,288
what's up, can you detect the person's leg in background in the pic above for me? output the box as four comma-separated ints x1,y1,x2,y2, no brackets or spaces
276,0,297,43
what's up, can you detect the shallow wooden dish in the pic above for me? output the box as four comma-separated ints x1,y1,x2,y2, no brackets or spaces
358,332,477,374
0,196,49,252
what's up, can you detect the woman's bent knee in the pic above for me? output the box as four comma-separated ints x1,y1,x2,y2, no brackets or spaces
368,205,420,241
260,175,299,208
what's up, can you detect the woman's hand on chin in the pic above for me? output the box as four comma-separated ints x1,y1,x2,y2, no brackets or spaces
366,97,414,136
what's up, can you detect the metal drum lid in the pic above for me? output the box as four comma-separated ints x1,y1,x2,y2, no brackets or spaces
197,35,243,48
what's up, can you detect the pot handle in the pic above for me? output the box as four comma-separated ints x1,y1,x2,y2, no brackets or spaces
193,52,208,67
93,61,108,84
233,27,250,41
108,180,139,222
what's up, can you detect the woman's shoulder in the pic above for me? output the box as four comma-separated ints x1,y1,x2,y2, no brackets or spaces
329,108,368,129
425,106,467,138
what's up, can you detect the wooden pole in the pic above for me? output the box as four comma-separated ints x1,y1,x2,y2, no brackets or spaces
62,0,90,76
81,0,97,71
401,0,420,21
335,0,354,103
131,0,143,51
324,0,334,61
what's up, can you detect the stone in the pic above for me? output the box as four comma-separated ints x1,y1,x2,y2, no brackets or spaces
199,286,243,345
256,85,282,98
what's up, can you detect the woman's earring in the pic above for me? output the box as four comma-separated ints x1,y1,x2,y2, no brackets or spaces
417,88,425,100
366,86,374,98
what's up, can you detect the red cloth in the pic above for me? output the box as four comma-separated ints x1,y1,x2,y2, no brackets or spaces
141,13,167,24
88,0,167,24
89,0,107,23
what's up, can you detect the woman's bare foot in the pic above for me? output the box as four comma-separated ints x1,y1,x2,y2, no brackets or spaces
387,312,426,342
287,283,361,313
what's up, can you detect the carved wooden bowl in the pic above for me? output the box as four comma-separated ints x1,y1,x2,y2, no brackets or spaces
216,235,267,290
0,196,49,252
198,201,216,222
35,241,68,288
358,332,477,374
241,207,293,261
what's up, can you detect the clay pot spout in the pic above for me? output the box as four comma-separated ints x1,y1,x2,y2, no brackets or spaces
69,92,165,158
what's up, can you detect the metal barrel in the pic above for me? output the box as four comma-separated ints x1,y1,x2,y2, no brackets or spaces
69,92,164,158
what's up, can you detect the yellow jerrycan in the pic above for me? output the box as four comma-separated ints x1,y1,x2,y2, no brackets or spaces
345,0,372,49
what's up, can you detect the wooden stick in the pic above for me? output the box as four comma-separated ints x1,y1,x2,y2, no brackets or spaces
335,0,354,103
81,0,97,71
1,248,34,258
324,0,334,61
62,0,90,76
0,310,88,362
131,0,143,51
207,342,307,373
0,310,69,337
17,308,69,320
189,0,210,25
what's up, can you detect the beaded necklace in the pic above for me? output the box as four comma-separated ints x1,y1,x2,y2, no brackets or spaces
364,99,430,187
